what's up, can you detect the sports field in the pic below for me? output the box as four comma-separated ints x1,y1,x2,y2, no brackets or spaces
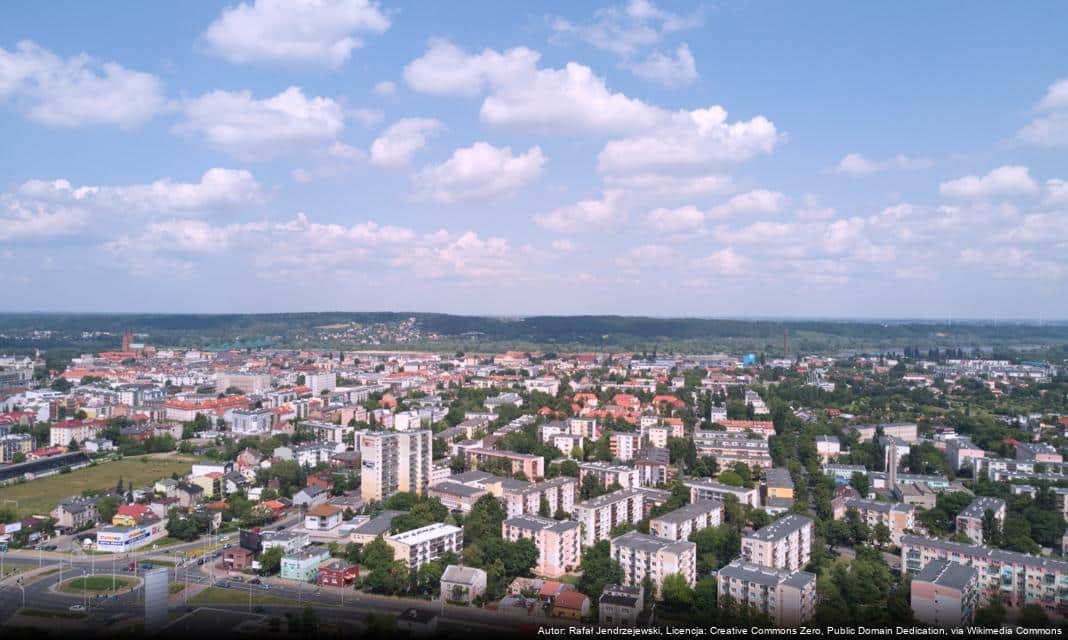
0,454,205,518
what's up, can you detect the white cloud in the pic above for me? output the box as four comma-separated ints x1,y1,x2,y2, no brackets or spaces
1046,179,1068,206
551,239,577,252
0,40,165,128
960,247,1064,279
18,168,264,214
404,40,662,134
549,0,703,56
708,189,787,218
412,142,546,203
370,118,444,168
372,80,396,97
939,165,1039,200
179,86,345,159
1017,78,1068,148
534,191,625,233
0,200,87,241
292,142,367,183
629,44,697,88
603,174,732,198
835,152,933,175
694,248,748,275
645,205,705,234
202,0,390,67
390,231,515,280
597,106,780,175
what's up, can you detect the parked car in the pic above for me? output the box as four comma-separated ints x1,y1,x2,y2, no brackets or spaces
69,604,85,612
260,584,270,591
216,581,230,589
250,578,261,585
232,576,244,583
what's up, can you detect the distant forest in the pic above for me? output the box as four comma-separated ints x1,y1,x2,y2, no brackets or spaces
1,312,1067,357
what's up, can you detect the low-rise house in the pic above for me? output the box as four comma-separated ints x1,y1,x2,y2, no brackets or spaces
292,485,329,508
304,504,344,531
280,547,331,582
51,496,99,531
317,559,359,587
552,590,591,620
598,584,646,627
440,564,487,604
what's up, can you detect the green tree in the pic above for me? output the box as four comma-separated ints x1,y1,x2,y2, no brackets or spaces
259,546,283,574
577,540,624,604
661,573,693,610
464,494,506,541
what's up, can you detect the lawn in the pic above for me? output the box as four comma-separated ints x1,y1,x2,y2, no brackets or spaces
0,454,205,518
189,587,296,606
59,575,136,594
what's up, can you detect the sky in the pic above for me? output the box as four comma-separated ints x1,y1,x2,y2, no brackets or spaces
1,0,1066,319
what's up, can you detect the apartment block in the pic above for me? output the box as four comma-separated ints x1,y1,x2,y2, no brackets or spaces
955,496,1006,545
911,559,980,627
573,488,645,547
610,531,696,597
742,514,813,571
465,448,545,480
610,432,641,462
649,500,723,541
763,467,795,513
715,560,817,627
385,523,464,570
359,430,432,503
835,498,915,546
684,478,760,508
578,462,640,490
947,437,985,471
503,514,581,578
500,477,577,518
901,535,1068,618
692,432,773,469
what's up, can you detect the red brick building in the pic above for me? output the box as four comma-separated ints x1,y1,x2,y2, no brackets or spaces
317,559,359,587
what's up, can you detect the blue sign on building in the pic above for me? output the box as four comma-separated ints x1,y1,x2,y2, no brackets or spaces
743,353,757,366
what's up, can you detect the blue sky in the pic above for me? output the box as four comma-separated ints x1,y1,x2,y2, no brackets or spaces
1,1,1066,319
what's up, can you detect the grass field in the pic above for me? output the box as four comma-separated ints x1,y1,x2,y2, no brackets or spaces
59,575,136,594
0,454,204,517
189,587,296,606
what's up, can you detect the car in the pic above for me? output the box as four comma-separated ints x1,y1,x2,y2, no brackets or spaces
232,576,244,583
197,559,205,566
69,604,85,612
216,581,230,589
250,578,261,585
275,525,286,531
260,584,270,591
223,543,232,549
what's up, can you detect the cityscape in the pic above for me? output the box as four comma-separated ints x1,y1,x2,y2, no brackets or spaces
2,1,1068,639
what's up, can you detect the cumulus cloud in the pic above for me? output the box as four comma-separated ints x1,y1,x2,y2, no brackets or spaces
0,40,165,128
404,40,662,134
1018,78,1068,148
0,200,87,241
961,247,1064,279
17,168,264,214
372,80,396,97
597,106,780,175
694,248,748,276
178,86,345,159
1046,179,1068,206
412,142,546,203
549,0,702,56
603,174,732,199
835,153,933,175
645,205,705,234
370,118,444,168
534,191,625,233
202,0,390,67
628,44,697,88
939,165,1039,200
707,189,787,218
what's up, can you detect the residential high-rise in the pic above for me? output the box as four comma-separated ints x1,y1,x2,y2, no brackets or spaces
360,430,432,502
742,514,814,571
910,559,980,628
716,559,816,627
503,514,581,577
610,531,696,597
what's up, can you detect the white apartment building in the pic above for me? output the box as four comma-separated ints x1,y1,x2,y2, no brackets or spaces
684,478,760,508
306,372,337,396
692,432,774,468
742,514,813,571
573,489,645,547
610,531,696,597
501,477,577,518
49,420,105,447
578,462,640,491
610,433,641,462
231,408,273,436
360,430,432,503
385,523,463,569
716,560,817,627
393,410,422,431
503,514,581,578
649,500,723,541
